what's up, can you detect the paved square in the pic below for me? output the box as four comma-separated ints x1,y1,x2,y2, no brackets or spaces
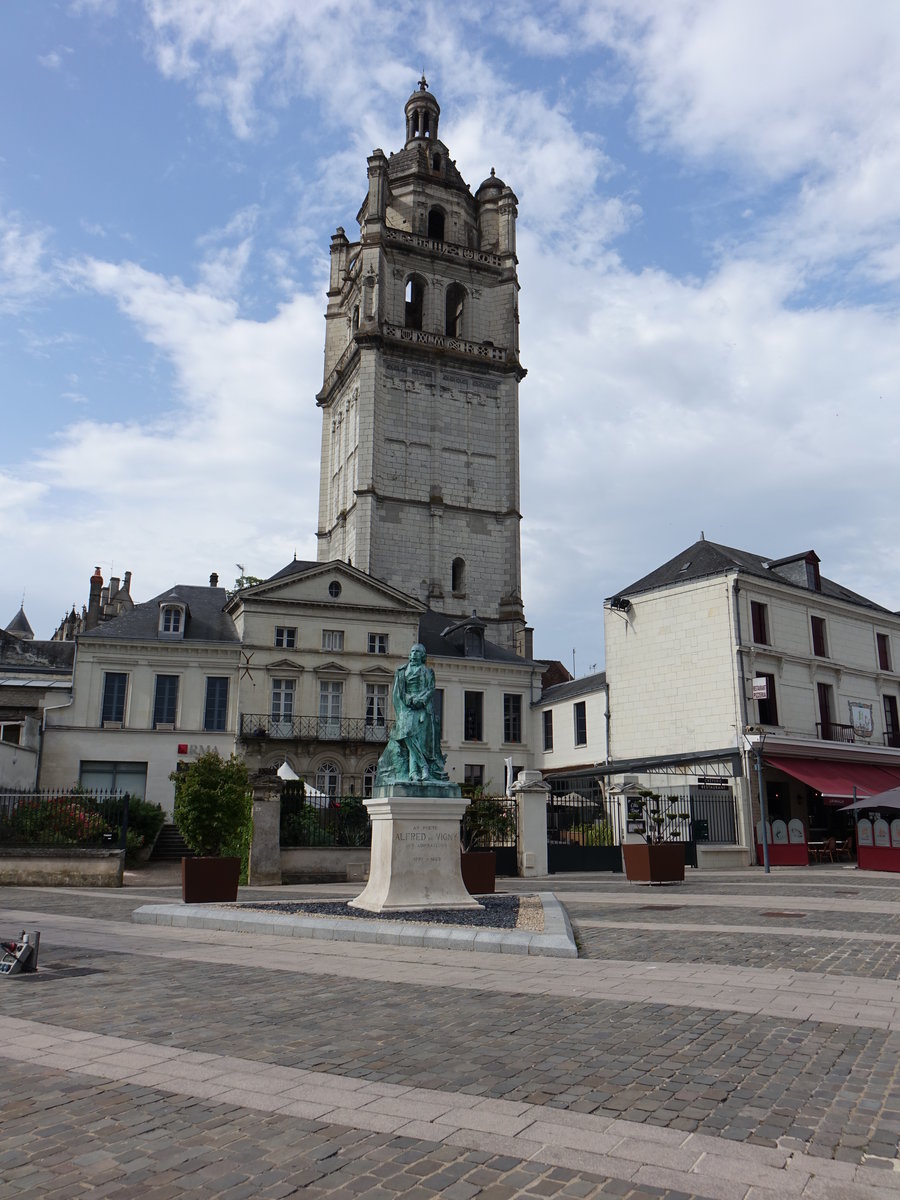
1,864,899,1198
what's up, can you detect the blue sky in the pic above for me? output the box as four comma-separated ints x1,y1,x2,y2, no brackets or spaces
3,1,900,673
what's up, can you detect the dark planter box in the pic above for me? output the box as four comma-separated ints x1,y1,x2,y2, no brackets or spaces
182,856,241,903
622,842,685,884
460,850,496,895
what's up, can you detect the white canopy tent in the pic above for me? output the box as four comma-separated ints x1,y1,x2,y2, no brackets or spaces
276,760,328,801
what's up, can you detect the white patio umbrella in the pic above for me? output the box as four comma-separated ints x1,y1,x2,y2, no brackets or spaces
837,786,900,812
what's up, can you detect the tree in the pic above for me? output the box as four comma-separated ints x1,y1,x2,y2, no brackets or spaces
170,751,250,858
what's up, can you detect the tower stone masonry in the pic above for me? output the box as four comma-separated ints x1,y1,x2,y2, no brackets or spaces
315,78,527,651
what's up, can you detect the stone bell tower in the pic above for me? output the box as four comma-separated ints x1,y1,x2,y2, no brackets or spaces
315,78,527,652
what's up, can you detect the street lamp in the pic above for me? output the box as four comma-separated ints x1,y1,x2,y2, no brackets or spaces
744,727,770,874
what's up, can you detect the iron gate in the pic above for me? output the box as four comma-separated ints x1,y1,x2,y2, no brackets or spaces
547,778,622,873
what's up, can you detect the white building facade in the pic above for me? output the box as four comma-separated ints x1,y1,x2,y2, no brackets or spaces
604,539,900,860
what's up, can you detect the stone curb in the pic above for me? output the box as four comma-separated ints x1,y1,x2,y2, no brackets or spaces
131,891,578,958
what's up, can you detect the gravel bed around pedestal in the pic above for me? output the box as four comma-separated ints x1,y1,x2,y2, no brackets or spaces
236,893,544,932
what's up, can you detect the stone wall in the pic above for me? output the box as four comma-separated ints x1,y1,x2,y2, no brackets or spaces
0,848,125,887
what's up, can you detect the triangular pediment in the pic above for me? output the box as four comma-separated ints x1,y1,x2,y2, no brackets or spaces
360,665,395,683
266,658,304,672
314,660,351,676
228,560,425,615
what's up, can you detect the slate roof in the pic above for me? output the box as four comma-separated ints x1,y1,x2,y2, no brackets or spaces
417,609,530,664
610,539,890,614
538,671,606,706
0,628,75,674
260,559,320,584
79,586,239,643
5,606,34,638
388,142,470,193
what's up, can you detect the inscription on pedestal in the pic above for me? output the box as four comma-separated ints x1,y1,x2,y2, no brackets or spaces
395,822,457,869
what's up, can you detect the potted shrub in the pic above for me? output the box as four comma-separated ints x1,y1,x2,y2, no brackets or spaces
460,793,517,894
170,751,250,902
622,792,689,884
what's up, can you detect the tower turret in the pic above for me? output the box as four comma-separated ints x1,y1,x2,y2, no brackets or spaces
404,76,440,145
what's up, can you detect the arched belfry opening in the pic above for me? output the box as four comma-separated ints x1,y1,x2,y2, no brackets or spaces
405,75,441,145
445,283,466,337
451,556,466,595
427,207,445,241
404,275,425,330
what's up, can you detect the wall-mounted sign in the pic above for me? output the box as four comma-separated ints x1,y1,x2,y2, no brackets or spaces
752,677,768,699
848,701,874,739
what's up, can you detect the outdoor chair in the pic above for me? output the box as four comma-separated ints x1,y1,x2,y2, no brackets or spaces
835,837,854,861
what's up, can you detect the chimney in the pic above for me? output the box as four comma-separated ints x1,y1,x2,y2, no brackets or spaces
86,567,103,630
209,572,219,588
100,585,109,610
123,571,132,597
109,576,120,602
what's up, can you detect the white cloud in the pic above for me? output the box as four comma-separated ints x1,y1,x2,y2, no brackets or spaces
3,257,327,625
0,209,54,313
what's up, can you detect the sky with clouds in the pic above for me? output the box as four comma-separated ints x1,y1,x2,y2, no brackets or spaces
3,0,900,672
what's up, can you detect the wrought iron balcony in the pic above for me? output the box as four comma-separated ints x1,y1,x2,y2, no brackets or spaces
816,721,856,743
240,714,392,743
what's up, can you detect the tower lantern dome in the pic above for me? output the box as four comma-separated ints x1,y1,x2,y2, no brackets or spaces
404,75,440,145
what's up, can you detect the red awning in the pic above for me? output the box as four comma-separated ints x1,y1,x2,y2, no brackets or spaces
765,756,900,803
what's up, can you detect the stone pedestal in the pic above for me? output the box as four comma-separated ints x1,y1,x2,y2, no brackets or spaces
349,792,481,912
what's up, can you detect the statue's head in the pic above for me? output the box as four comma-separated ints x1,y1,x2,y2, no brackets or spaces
409,643,426,663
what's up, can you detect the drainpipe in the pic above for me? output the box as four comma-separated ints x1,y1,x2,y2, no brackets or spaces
733,577,767,869
38,640,78,788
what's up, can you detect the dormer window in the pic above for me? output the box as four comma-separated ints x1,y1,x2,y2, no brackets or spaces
159,604,186,639
464,626,484,658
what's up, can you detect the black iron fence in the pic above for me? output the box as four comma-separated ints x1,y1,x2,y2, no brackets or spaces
278,790,520,876
241,714,394,742
460,796,518,876
280,790,372,847
0,788,131,850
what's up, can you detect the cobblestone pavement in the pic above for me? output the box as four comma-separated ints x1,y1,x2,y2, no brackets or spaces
573,924,900,977
1,867,899,1199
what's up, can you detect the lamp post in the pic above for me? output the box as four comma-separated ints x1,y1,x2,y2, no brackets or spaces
744,727,770,874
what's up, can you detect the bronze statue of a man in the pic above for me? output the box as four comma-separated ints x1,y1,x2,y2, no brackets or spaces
374,644,450,787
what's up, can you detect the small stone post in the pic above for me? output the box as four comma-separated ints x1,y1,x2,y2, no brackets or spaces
513,770,550,878
248,769,282,887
